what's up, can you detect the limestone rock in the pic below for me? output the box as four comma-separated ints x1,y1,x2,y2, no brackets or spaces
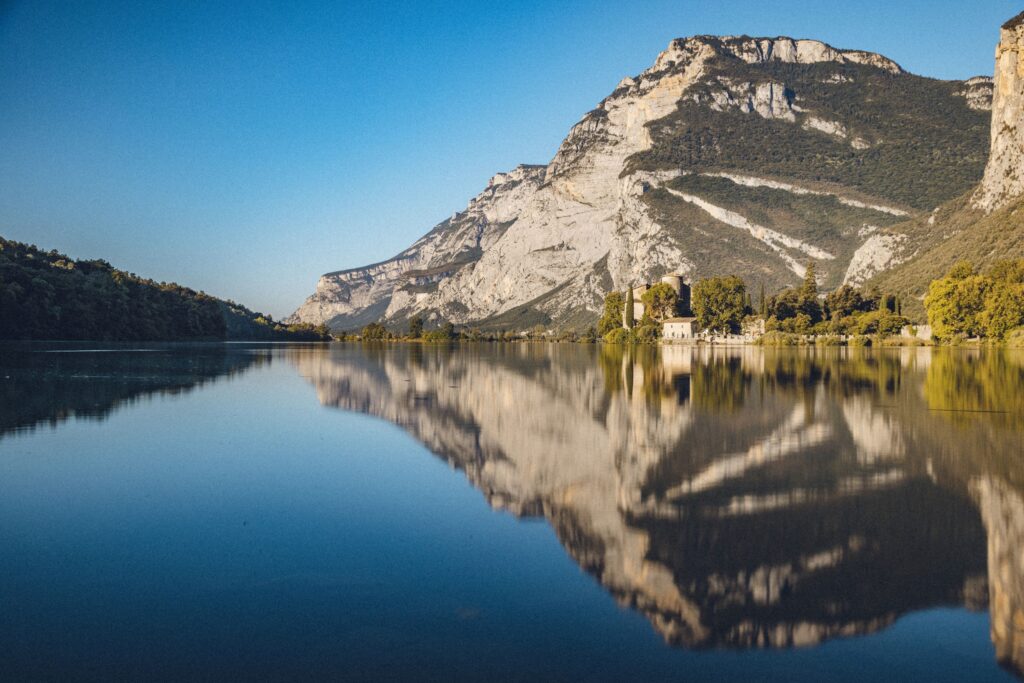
973,13,1024,212
957,76,995,111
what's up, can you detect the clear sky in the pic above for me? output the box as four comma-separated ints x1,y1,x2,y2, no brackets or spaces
1,0,1019,318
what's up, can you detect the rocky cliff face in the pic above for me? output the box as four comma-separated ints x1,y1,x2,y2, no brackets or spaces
867,12,1024,316
973,13,1024,212
292,34,991,331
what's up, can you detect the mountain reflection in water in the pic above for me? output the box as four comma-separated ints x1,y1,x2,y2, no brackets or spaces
291,343,1024,674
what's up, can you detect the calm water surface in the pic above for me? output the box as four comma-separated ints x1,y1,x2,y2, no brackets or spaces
1,342,1023,681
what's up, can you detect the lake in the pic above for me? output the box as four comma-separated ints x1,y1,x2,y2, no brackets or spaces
1,342,1022,681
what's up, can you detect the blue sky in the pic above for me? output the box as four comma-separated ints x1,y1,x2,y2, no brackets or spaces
0,0,1018,317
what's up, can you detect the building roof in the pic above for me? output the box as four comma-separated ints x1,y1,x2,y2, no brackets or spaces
664,317,698,323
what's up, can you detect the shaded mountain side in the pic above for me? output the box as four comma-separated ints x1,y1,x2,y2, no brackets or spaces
291,33,991,332
0,236,329,341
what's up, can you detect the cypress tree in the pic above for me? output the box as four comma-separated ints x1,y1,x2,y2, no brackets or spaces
624,287,635,329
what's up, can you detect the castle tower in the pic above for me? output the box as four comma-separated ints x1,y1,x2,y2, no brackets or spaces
660,273,691,316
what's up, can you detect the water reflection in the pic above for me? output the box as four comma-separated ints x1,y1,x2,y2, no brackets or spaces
0,342,267,438
292,344,1024,673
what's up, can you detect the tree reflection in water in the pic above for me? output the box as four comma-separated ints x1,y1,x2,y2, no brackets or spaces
0,342,267,438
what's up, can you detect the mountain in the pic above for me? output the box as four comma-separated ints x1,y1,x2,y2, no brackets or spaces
869,12,1024,318
291,33,994,331
0,236,329,341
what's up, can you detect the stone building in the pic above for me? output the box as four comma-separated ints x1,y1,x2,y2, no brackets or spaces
663,317,701,340
623,274,691,327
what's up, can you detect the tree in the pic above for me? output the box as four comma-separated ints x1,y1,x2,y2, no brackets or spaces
925,261,988,340
423,321,456,341
979,281,1024,339
640,282,678,321
758,282,767,318
823,285,866,319
768,288,801,320
633,322,662,343
623,287,635,329
797,262,823,323
597,291,624,335
408,315,424,339
692,276,747,334
603,327,630,344
361,322,390,340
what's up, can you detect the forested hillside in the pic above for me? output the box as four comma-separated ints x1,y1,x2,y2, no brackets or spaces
0,237,329,341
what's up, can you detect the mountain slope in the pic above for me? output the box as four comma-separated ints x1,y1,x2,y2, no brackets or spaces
868,12,1024,320
292,35,992,331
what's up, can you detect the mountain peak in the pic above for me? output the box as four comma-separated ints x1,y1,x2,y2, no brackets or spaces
1003,11,1024,30
658,35,903,75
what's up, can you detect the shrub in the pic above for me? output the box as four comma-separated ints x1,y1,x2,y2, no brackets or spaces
603,328,631,344
756,331,805,346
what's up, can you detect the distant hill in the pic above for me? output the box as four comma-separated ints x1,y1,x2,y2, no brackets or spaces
0,237,329,341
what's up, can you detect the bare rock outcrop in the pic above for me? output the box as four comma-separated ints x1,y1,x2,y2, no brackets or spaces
973,13,1024,212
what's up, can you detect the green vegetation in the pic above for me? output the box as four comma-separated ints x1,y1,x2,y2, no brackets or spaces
0,237,329,341
598,288,661,344
597,290,624,335
692,275,746,333
765,264,823,333
423,322,457,342
871,197,1024,321
359,318,513,343
408,315,424,339
925,260,1024,342
631,61,988,210
602,323,661,345
641,187,798,295
762,265,908,337
662,174,905,288
360,322,391,340
641,283,678,321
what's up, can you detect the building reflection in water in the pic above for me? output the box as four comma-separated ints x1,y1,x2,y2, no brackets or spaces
290,343,1024,674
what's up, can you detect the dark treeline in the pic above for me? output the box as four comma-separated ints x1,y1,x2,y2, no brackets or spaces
0,237,329,341
353,317,592,343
